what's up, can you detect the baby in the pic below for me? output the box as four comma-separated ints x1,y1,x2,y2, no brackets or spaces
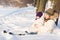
28,12,44,33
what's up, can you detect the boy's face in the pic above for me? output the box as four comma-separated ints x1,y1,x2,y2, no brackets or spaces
44,13,50,19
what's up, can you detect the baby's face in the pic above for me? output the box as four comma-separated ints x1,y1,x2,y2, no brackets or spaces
36,16,40,19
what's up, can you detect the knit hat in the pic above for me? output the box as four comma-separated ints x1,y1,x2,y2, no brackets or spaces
46,8,53,14
36,12,43,17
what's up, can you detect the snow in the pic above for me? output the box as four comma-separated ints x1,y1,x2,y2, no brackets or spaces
0,6,36,40
0,2,60,40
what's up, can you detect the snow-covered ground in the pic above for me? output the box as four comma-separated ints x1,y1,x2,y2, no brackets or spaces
0,6,36,40
0,1,60,39
0,6,60,40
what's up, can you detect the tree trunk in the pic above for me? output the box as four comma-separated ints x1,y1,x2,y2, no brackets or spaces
51,0,60,12
35,0,47,13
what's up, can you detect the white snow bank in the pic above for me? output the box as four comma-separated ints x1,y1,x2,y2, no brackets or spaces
0,6,36,34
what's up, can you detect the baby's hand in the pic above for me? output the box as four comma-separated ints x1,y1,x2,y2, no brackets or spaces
34,24,39,28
